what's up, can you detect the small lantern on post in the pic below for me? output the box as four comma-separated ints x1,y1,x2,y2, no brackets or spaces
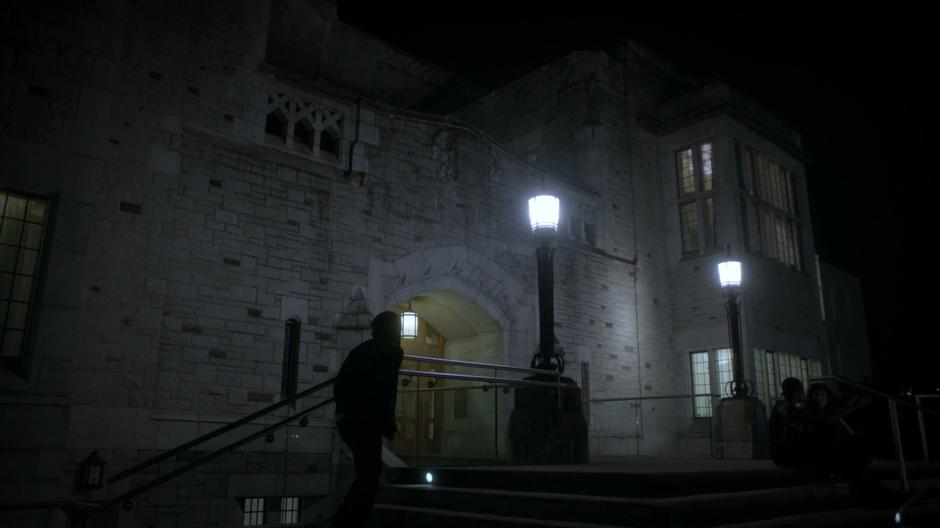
76,451,105,491
401,301,419,341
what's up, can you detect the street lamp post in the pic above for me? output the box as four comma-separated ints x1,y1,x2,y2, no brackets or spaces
509,193,586,463
528,194,562,372
718,260,749,398
713,258,768,459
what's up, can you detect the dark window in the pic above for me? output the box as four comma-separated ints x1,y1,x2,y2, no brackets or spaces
265,108,288,141
293,119,313,152
281,319,300,401
319,125,341,156
584,223,597,245
1,190,49,365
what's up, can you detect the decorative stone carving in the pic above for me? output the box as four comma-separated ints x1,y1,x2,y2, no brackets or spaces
486,146,502,190
431,128,456,182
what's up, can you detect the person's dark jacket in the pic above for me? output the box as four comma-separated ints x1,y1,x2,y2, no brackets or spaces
333,338,404,438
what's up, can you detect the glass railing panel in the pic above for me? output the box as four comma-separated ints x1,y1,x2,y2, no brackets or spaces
585,395,720,459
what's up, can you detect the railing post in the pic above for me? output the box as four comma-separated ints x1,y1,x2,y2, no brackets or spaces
916,395,929,462
709,396,716,459
888,399,910,492
634,403,640,457
494,369,499,462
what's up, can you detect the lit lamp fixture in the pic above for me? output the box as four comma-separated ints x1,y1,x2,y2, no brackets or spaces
76,451,106,491
401,302,419,340
717,259,748,398
528,194,560,234
717,260,742,288
528,194,563,372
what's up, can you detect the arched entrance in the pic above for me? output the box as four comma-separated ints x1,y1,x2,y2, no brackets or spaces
393,317,446,454
390,289,507,461
366,245,537,460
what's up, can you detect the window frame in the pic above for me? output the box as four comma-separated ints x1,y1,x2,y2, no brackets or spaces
242,497,265,527
0,189,55,377
280,496,301,525
675,140,719,258
688,347,733,418
753,348,823,413
736,142,804,271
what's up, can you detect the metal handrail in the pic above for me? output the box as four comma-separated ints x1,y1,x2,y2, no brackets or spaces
812,376,940,419
100,367,542,515
97,397,333,512
584,393,722,403
398,368,562,388
109,360,551,485
107,377,337,484
403,354,562,377
915,394,939,461
810,375,940,494
1,358,563,522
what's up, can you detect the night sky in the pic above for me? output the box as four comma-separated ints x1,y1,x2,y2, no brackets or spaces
339,3,936,394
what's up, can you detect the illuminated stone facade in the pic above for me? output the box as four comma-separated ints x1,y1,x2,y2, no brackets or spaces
0,1,846,526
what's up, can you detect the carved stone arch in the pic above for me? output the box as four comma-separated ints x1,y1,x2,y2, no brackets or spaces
367,245,537,366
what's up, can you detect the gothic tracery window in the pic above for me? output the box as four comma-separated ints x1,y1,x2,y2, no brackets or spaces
264,91,343,162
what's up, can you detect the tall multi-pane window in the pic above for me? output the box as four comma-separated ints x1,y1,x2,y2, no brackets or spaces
690,351,712,417
737,143,802,270
689,347,733,418
243,497,265,526
676,141,718,256
753,349,823,413
280,496,300,525
1,191,49,362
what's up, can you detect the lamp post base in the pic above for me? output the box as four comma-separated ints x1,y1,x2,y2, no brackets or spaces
711,397,769,460
508,376,588,464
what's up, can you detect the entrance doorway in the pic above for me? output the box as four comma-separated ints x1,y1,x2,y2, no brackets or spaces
393,318,446,455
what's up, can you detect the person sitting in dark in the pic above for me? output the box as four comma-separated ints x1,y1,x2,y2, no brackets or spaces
804,382,873,479
769,377,808,469
771,378,874,482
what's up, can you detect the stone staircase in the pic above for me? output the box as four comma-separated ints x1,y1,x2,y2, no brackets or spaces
367,461,940,527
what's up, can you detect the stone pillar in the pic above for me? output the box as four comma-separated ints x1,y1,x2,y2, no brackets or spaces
712,397,769,459
508,376,589,464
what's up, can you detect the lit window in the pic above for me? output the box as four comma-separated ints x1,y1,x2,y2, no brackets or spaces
753,349,824,413
689,348,732,418
1,191,49,361
737,143,802,270
675,141,718,256
243,497,264,527
690,351,711,418
280,496,300,525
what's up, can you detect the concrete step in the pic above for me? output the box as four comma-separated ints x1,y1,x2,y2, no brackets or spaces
369,503,629,528
391,466,809,498
711,508,896,527
376,484,854,527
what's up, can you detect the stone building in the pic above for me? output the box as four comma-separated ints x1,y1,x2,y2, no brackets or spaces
0,0,863,525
